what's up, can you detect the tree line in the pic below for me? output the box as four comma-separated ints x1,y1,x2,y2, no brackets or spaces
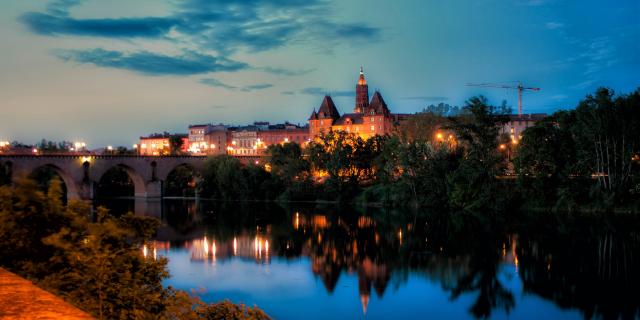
195,87,638,214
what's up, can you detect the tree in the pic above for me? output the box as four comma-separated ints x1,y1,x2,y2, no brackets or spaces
169,135,186,155
266,142,310,184
571,88,640,198
445,96,511,213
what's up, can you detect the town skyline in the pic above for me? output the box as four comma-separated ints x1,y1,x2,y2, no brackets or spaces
1,0,638,146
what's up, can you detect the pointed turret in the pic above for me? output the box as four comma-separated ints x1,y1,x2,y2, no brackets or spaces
355,67,369,113
308,108,318,120
317,95,340,120
368,91,390,116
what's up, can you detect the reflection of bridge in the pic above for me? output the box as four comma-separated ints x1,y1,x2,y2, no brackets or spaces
0,155,215,200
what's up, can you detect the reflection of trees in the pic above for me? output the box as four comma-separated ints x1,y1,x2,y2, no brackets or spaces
518,226,640,320
447,253,515,318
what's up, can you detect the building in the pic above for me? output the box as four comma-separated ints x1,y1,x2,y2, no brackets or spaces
228,122,310,157
229,126,260,156
187,124,228,155
257,123,310,148
139,133,188,156
308,68,394,139
500,113,547,143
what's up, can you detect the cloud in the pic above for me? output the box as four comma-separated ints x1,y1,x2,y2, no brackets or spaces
281,91,296,95
261,67,315,76
46,0,85,17
300,87,353,97
545,22,563,30
21,13,177,38
241,83,274,91
199,78,237,89
402,96,449,102
21,0,382,55
200,79,274,91
550,94,568,100
56,49,249,75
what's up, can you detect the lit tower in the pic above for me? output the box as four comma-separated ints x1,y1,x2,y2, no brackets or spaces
354,67,369,113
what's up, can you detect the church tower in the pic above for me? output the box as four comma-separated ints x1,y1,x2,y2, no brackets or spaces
354,67,369,113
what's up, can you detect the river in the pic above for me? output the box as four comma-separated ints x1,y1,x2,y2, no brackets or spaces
95,199,639,320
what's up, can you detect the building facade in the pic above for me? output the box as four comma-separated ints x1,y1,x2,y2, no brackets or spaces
500,114,547,143
187,124,228,155
139,133,188,156
308,68,394,139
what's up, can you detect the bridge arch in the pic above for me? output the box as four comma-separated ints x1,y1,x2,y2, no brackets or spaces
95,164,147,198
162,163,202,197
28,164,80,200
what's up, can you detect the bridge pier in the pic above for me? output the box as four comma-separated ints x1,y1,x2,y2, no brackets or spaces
144,180,163,198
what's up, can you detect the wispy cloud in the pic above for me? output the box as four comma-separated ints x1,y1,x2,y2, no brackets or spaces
200,79,274,91
261,67,316,76
402,96,449,102
550,94,568,100
21,13,177,38
56,48,248,75
21,0,382,60
545,22,563,30
241,83,274,91
199,78,237,89
300,87,353,97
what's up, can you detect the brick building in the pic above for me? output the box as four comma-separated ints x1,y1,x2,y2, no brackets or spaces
187,124,228,155
308,68,394,139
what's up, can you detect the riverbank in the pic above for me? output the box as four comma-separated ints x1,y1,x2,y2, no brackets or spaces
0,268,94,319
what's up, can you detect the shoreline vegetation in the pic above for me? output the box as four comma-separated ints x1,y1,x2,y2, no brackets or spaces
0,179,271,320
169,87,638,214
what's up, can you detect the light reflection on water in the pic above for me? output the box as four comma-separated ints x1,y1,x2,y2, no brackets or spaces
99,199,639,320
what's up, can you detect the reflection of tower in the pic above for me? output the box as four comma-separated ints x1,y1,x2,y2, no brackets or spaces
358,267,371,315
357,258,391,315
354,67,369,113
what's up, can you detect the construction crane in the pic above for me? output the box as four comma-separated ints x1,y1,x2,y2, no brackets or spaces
466,82,540,116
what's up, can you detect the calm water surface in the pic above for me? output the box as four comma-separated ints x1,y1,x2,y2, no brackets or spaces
97,199,640,320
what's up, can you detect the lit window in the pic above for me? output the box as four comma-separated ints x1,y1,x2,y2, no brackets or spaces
371,125,375,131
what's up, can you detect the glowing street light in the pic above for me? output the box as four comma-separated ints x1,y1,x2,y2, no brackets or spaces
499,144,506,150
107,145,113,151
436,133,443,141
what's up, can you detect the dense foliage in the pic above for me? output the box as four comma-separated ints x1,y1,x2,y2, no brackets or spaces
515,88,640,210
0,178,270,319
192,88,640,213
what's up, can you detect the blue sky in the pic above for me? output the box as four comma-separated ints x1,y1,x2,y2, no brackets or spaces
0,0,638,146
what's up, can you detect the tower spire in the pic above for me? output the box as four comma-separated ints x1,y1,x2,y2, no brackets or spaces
355,67,369,113
358,67,366,85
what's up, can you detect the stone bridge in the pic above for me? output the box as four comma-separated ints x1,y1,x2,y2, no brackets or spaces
0,154,214,200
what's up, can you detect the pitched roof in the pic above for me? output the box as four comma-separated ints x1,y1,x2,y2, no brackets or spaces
317,95,341,120
334,113,364,125
308,108,318,120
368,91,390,115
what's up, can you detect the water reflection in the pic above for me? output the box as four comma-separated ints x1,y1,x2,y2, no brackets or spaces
98,199,640,320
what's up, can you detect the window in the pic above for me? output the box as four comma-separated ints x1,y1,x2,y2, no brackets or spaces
370,117,374,122
371,125,375,131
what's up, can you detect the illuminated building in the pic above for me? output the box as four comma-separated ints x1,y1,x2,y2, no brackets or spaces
228,122,310,157
139,133,188,156
308,68,395,139
188,124,228,155
500,114,547,143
